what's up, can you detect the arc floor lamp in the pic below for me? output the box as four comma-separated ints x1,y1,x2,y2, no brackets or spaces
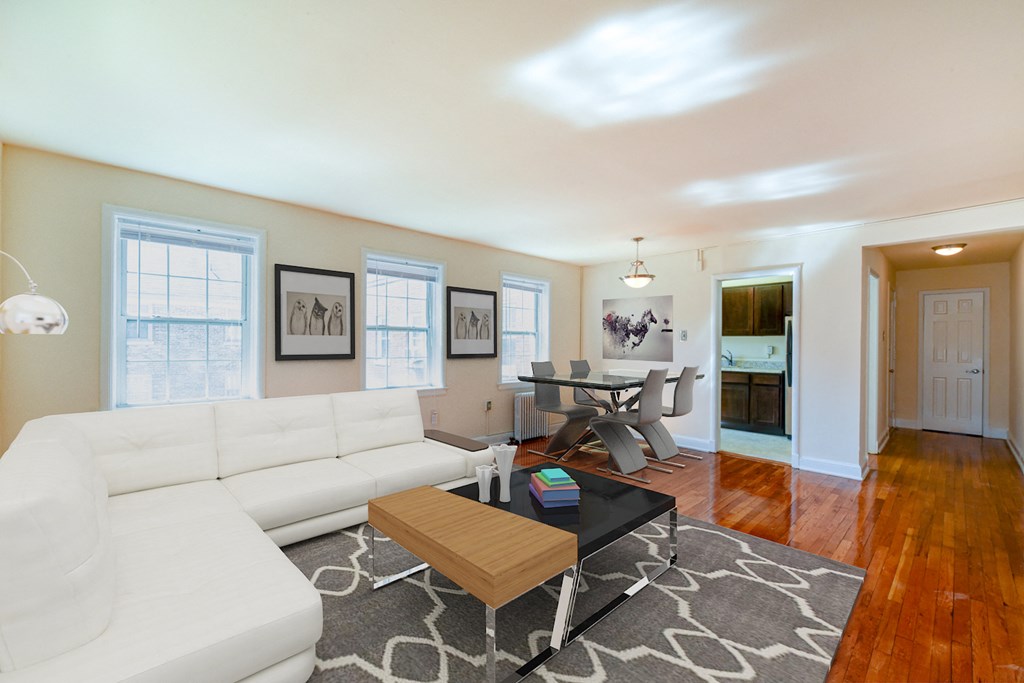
0,250,68,334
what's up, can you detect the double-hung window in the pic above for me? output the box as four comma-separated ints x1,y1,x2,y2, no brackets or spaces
106,208,263,408
364,252,444,390
501,274,550,383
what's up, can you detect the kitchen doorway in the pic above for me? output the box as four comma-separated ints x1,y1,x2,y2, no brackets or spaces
711,266,801,468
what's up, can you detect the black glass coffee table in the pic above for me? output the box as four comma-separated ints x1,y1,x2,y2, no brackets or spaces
448,463,677,679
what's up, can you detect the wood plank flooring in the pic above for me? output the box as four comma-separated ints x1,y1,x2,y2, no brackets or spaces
514,428,1024,682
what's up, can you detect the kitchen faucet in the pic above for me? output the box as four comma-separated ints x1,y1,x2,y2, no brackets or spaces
721,350,734,367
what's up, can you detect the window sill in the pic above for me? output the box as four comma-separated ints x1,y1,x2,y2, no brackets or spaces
417,387,448,398
498,381,533,392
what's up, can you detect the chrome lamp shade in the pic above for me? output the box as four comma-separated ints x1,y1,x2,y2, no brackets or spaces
0,250,69,334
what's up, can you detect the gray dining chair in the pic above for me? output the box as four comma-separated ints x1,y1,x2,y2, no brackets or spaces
569,359,613,413
635,366,702,467
589,368,673,484
528,361,599,459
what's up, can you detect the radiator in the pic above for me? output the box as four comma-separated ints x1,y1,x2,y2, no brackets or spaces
514,392,546,441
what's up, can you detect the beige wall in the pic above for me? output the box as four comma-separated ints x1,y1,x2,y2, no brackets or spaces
582,201,1024,480
862,247,895,453
0,143,4,448
1010,242,1024,464
892,263,1011,434
0,146,582,449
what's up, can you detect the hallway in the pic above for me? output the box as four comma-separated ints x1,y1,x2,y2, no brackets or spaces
517,428,1024,681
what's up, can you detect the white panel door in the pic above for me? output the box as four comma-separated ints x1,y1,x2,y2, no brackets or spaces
921,291,984,435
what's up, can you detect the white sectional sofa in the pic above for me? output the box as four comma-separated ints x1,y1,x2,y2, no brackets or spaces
0,388,493,682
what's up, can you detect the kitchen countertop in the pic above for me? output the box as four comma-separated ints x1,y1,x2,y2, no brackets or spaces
721,366,785,374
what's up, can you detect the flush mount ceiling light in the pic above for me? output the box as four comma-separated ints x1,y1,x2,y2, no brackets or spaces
620,237,655,288
932,243,966,256
0,250,69,334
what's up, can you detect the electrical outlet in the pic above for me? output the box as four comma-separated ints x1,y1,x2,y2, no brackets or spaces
485,400,493,411
679,329,688,341
430,410,438,426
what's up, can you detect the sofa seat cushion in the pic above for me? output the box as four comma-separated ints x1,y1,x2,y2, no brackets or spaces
342,441,468,497
220,458,377,531
106,480,243,537
1,513,322,683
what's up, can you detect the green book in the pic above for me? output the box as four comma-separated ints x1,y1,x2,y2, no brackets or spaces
537,468,574,486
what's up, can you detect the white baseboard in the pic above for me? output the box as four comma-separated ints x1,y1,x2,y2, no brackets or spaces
893,418,920,430
875,428,891,454
797,456,865,481
672,434,714,453
473,432,512,445
1008,433,1023,473
983,427,1008,439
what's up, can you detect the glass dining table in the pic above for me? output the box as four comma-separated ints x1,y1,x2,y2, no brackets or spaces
516,369,704,462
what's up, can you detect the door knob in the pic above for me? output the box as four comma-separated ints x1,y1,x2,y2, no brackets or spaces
966,369,981,374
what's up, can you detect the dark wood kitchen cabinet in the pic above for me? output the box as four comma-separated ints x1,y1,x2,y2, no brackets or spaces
722,287,754,336
721,372,750,423
721,371,784,435
753,285,785,335
722,284,790,336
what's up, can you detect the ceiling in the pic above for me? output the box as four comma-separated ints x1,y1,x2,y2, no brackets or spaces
1,0,1022,265
879,229,1024,271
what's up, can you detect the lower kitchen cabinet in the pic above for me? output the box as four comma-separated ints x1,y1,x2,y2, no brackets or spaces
721,372,785,435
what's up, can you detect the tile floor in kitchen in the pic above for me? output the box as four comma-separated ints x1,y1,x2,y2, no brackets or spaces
719,428,792,464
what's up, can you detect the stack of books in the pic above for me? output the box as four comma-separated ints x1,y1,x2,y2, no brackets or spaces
529,468,580,508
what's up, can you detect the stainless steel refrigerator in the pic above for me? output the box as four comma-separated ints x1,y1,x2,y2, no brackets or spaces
785,316,793,437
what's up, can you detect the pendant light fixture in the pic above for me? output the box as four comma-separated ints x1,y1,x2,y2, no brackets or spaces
620,237,655,288
0,250,69,334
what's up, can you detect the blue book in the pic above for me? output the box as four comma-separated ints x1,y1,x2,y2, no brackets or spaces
530,484,580,507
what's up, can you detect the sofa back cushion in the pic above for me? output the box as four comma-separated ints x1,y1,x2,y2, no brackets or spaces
0,439,116,671
215,394,338,477
331,388,424,456
62,403,218,495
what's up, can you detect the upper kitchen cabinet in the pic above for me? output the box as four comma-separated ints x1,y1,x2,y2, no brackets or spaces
722,283,792,336
722,287,754,335
753,285,785,335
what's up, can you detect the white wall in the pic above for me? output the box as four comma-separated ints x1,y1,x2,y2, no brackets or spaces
721,336,786,363
582,201,1024,480
0,146,582,449
1010,241,1024,468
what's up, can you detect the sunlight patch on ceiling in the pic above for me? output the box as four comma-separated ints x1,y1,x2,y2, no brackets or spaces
507,4,775,127
680,162,850,206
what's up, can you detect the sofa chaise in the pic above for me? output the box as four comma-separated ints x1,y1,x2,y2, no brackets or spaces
0,388,493,682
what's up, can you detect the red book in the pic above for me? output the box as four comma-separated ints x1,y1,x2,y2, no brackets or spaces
530,474,580,501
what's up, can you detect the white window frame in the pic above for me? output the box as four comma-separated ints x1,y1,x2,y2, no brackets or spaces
500,272,550,387
362,249,446,393
101,205,265,409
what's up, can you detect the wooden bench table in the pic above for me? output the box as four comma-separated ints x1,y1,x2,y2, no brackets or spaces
368,486,577,682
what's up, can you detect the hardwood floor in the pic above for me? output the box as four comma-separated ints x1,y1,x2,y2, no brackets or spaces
515,428,1024,682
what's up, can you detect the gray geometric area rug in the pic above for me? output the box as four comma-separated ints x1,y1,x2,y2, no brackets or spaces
283,515,865,682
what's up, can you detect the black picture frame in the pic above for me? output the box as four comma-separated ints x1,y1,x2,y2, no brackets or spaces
275,264,355,360
446,286,497,358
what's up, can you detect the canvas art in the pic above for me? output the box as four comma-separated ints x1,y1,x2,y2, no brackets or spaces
275,264,355,360
602,295,673,361
447,287,496,358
